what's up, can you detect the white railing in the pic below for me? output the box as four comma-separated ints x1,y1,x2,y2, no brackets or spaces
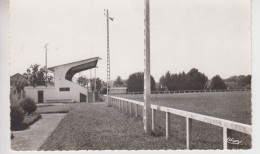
108,95,144,117
111,89,251,95
106,95,252,149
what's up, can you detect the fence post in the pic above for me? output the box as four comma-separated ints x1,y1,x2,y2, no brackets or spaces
121,100,123,111
119,100,121,111
126,101,128,115
113,98,115,107
223,127,227,149
123,101,125,112
166,112,170,139
152,108,156,131
120,100,122,111
130,103,132,117
135,104,138,117
186,117,192,149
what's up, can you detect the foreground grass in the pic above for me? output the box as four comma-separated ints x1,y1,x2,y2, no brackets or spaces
40,103,186,150
40,92,251,150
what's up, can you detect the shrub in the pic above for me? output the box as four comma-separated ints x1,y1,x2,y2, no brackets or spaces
19,97,37,115
10,104,24,129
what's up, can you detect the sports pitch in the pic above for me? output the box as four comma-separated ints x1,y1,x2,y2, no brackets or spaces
116,91,251,149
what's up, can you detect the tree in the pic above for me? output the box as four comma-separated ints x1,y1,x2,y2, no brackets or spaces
126,72,156,92
89,78,104,92
159,68,208,91
114,76,125,87
224,75,251,89
77,76,89,87
210,75,227,90
186,68,208,90
11,80,27,91
23,64,49,87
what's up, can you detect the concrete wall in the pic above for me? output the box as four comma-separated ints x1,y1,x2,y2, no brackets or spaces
110,87,127,94
24,58,100,103
24,80,89,103
25,86,56,103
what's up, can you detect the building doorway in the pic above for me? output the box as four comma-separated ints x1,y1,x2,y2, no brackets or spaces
80,93,86,102
38,90,44,103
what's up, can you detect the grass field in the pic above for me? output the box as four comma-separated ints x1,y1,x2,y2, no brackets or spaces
40,91,251,150
116,91,252,149
118,91,251,124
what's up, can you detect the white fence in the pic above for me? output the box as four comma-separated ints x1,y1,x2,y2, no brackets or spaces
111,89,251,95
106,95,252,149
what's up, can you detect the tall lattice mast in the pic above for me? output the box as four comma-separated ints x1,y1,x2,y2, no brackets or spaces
105,9,113,106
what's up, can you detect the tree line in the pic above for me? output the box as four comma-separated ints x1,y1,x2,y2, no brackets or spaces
11,64,251,93
159,68,208,91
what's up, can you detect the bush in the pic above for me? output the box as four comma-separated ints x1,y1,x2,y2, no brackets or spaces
10,104,24,129
18,97,37,115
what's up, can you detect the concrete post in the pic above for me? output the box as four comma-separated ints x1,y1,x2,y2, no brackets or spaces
135,104,138,117
186,117,192,149
143,0,152,134
166,112,170,139
223,127,227,149
152,109,156,131
130,103,132,117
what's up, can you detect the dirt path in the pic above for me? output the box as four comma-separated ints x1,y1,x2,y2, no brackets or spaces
11,113,66,151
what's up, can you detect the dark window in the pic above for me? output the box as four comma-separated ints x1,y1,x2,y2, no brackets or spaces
60,87,70,91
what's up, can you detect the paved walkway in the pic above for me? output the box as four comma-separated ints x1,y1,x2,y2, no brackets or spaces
11,113,66,151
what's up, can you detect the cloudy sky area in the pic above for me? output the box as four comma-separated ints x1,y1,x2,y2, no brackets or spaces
10,0,251,82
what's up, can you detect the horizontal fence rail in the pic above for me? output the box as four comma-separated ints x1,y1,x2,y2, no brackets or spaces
110,89,251,95
105,95,252,150
151,104,252,149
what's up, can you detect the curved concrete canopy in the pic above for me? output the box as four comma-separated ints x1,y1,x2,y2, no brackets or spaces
48,57,100,81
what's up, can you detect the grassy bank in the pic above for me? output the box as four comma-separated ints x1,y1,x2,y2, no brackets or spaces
40,103,185,150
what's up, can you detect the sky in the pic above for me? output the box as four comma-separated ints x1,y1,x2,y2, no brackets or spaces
10,0,251,82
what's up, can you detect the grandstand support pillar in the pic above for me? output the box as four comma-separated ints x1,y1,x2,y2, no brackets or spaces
21,90,24,99
144,0,152,134
93,67,97,103
16,90,18,101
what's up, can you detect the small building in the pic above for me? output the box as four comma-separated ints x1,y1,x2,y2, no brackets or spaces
10,73,26,84
10,73,27,90
10,73,27,100
110,87,127,94
24,57,100,103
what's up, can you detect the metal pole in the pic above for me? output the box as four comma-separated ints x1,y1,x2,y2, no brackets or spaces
106,9,111,106
44,43,48,87
144,0,152,134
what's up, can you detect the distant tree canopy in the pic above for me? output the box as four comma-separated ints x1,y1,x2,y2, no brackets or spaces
126,72,156,92
77,75,104,92
23,64,53,87
11,80,27,91
224,75,251,89
77,76,89,87
208,75,227,90
159,68,208,91
89,78,104,92
114,76,125,87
